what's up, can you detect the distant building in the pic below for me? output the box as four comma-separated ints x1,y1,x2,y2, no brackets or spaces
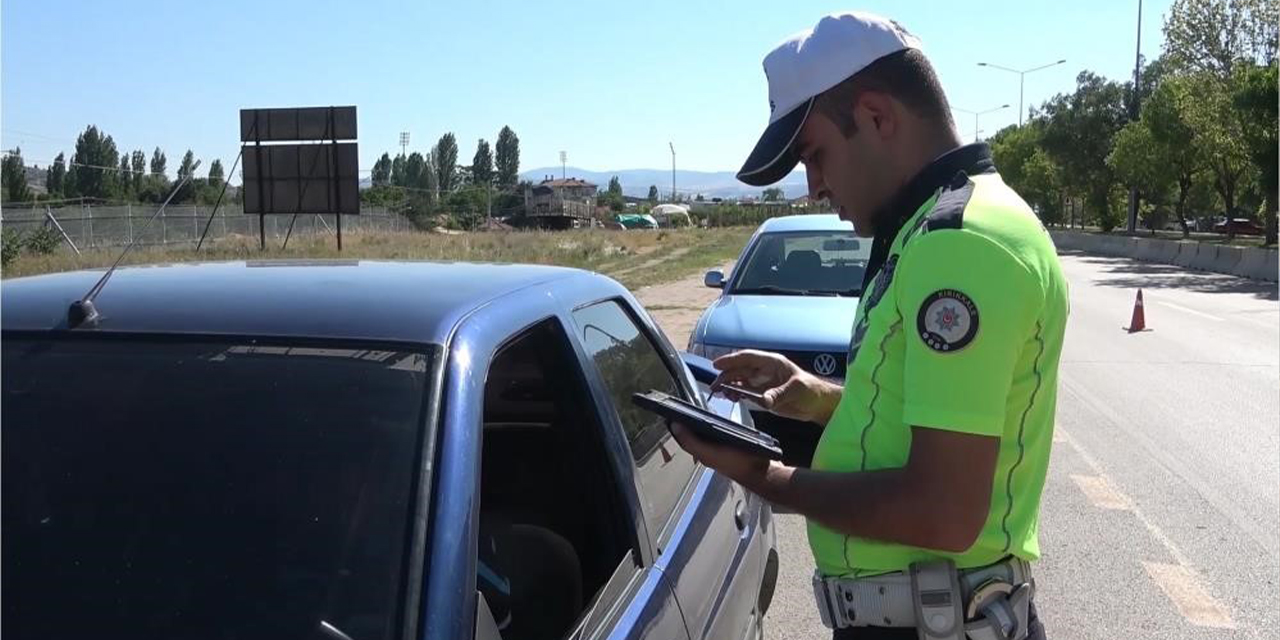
524,176,598,219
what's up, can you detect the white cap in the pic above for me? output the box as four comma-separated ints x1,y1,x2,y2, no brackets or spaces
736,12,923,186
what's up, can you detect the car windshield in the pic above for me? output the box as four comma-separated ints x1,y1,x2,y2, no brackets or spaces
732,230,871,296
2,337,433,640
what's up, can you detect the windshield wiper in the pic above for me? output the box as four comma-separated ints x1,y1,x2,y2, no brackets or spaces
731,285,808,296
733,285,861,297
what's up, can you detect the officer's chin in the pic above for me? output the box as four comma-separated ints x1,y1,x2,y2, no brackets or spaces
839,206,875,238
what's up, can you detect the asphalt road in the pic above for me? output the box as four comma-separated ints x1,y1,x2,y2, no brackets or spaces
645,250,1279,639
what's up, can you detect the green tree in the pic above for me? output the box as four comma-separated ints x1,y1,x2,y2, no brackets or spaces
130,150,146,192
47,152,66,197
1039,72,1130,231
372,153,392,187
208,159,225,188
990,123,1066,225
177,150,197,181
150,147,167,180
608,175,623,197
391,154,408,187
118,156,133,199
1179,72,1251,230
1163,0,1277,238
647,185,659,204
406,152,428,189
472,139,494,185
2,147,32,203
433,133,458,193
762,187,784,201
495,126,520,188
68,125,121,199
445,184,489,229
1232,62,1278,244
1163,0,1278,78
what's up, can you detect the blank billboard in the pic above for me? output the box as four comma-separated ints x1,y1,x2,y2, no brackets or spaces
240,107,357,142
242,143,359,215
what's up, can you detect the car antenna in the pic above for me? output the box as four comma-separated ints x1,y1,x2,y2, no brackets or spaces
67,161,201,328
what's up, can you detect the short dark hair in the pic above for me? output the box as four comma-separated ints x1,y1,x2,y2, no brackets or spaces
814,49,954,137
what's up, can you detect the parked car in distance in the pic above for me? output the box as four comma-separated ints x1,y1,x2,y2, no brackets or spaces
1213,218,1266,236
2,260,777,640
688,214,869,467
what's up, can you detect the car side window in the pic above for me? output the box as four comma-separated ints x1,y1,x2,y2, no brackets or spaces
573,301,698,540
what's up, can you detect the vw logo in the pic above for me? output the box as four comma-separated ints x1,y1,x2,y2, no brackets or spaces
813,353,839,377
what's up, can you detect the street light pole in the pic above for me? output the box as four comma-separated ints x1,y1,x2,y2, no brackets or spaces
952,104,1010,143
669,142,676,203
1127,0,1144,233
977,59,1067,126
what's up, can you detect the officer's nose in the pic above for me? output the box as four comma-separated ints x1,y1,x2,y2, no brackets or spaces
806,165,829,203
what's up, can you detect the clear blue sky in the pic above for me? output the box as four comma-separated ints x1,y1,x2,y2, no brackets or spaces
2,0,1172,182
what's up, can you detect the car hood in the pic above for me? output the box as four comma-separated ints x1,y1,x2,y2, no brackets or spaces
700,294,859,352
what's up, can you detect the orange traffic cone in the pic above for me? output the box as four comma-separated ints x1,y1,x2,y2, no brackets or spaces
1126,289,1146,333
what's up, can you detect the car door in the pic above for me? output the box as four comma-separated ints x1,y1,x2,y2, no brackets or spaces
421,282,689,640
569,297,767,640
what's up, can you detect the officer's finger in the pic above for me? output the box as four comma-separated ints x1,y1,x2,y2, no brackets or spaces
712,349,782,375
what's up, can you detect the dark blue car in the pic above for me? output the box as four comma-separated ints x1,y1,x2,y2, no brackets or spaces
2,261,778,640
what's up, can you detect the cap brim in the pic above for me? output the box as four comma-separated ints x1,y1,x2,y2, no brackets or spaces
736,98,813,187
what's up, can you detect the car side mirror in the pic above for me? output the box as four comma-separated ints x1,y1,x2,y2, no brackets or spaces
704,270,725,289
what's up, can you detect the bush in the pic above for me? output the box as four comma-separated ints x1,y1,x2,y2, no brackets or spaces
24,226,62,255
2,227,21,268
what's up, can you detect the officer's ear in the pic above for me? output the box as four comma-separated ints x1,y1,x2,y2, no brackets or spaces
854,91,898,141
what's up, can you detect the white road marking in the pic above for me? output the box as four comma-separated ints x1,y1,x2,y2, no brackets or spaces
1143,562,1238,629
1069,474,1131,510
1057,427,1238,629
1155,300,1224,322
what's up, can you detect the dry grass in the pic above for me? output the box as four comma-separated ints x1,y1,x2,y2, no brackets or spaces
2,227,755,290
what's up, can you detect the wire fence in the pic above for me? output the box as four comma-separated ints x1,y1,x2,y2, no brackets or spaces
0,203,411,251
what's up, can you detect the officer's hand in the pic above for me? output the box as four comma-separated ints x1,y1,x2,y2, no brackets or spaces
669,422,771,487
711,349,830,423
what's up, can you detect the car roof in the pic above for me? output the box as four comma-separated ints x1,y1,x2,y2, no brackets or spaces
2,260,585,344
758,213,853,233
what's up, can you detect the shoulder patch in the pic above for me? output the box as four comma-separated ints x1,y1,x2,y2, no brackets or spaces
916,289,979,353
920,171,976,233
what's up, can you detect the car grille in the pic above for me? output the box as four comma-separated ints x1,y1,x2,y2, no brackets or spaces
777,350,847,378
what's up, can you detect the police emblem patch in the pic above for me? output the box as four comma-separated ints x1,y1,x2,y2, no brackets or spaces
916,289,979,352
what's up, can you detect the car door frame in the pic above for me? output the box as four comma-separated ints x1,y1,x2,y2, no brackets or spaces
418,274,688,640
559,281,773,640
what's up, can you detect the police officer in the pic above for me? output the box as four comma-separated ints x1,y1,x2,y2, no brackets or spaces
670,12,1066,640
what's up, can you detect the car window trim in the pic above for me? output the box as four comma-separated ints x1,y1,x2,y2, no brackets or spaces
571,550,645,640
567,297,705,551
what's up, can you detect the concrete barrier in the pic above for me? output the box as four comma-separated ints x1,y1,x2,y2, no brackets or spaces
1234,249,1279,281
1189,243,1218,271
1155,240,1181,264
1133,239,1163,262
1213,246,1245,274
1048,230,1277,281
1174,242,1199,268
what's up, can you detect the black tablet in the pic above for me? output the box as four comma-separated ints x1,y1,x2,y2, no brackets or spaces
632,391,783,460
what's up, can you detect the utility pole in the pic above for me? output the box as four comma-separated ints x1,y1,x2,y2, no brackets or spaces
1127,0,1143,233
399,132,409,158
669,142,676,203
